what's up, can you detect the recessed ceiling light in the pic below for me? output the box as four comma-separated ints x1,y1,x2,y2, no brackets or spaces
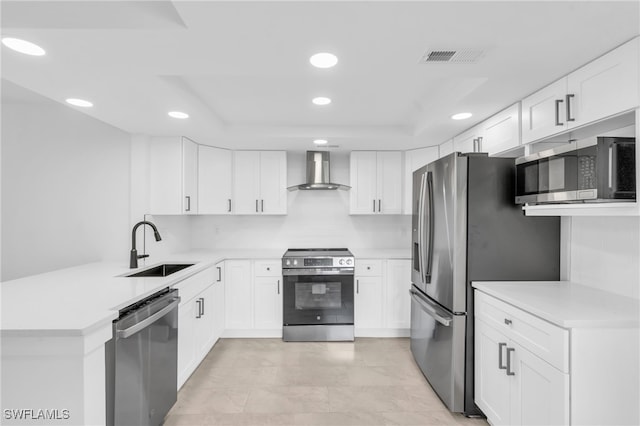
314,139,328,145
65,98,93,107
168,111,189,119
1,37,46,56
312,97,331,106
310,52,338,68
451,112,473,120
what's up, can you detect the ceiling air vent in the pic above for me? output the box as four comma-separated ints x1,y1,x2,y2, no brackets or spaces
420,49,484,64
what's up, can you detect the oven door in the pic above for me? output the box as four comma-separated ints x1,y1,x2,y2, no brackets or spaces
283,272,354,325
515,143,578,204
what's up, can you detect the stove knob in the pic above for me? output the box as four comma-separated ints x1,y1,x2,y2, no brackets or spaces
293,260,298,266
285,260,290,266
346,259,353,265
339,259,345,265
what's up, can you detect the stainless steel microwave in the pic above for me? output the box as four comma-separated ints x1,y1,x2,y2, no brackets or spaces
515,136,636,204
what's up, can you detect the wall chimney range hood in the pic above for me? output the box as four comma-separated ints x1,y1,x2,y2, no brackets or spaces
287,151,350,191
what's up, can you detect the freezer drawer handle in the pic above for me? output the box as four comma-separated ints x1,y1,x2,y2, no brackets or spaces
498,342,507,370
117,298,180,338
409,289,451,326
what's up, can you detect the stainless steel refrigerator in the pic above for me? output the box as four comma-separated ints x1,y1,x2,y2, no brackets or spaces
410,152,560,416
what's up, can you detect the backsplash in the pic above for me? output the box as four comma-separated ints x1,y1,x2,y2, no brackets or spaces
568,216,640,299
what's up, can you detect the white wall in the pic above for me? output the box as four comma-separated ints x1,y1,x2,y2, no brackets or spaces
568,216,640,299
1,87,131,281
189,151,411,251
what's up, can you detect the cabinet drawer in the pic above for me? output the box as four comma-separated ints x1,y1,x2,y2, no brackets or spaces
475,291,569,372
355,259,382,276
254,260,281,277
174,266,216,305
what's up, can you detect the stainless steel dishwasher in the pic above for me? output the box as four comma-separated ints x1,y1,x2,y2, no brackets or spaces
106,288,180,426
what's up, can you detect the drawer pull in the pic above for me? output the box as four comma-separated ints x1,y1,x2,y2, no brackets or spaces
498,342,507,370
504,318,512,325
506,347,515,376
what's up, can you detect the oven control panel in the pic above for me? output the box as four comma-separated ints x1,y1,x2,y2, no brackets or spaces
283,256,354,268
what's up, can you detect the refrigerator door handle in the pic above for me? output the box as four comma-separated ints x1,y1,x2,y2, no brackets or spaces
424,171,434,283
417,172,427,282
410,289,452,326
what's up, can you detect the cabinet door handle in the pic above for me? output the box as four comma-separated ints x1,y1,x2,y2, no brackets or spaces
261,199,264,212
498,342,507,370
554,99,564,126
277,279,280,295
185,195,191,212
201,297,205,316
372,200,376,213
228,199,232,212
506,347,515,376
195,299,202,318
565,94,575,122
504,318,512,325
217,266,222,282
473,138,478,152
256,199,259,213
378,199,381,212
356,279,360,294
476,136,483,152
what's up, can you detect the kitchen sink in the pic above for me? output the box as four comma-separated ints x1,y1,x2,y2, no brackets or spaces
124,263,194,278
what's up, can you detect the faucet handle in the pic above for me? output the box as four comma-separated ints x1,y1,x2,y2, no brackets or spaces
138,254,150,259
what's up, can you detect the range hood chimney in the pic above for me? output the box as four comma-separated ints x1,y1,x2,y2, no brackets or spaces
287,151,350,191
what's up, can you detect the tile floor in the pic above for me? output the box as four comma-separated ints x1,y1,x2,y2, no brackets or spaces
165,338,490,426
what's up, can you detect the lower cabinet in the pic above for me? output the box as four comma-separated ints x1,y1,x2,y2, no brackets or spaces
175,266,219,389
355,258,411,337
224,259,282,337
475,317,569,426
474,289,639,426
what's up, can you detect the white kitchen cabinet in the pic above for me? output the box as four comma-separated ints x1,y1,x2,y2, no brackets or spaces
212,261,225,342
475,317,569,426
233,151,287,215
474,288,639,425
403,147,439,214
439,139,454,158
350,151,402,215
223,259,283,337
224,259,252,330
522,37,639,144
453,124,484,154
384,259,411,329
253,260,282,331
149,136,198,215
198,145,233,214
482,103,521,156
354,258,410,337
175,265,217,389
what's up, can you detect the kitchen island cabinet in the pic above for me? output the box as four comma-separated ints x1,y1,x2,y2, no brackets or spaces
473,281,639,426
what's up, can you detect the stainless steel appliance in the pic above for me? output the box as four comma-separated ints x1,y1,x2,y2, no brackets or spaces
106,288,180,426
287,151,351,191
411,152,560,416
282,248,355,341
515,136,636,204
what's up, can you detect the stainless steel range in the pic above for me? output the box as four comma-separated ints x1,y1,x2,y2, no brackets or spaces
282,248,355,341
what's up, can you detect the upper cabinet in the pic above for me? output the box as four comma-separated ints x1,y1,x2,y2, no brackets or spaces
403,147,439,214
149,137,198,215
350,151,403,215
522,37,639,144
439,139,454,158
233,151,287,215
453,124,484,154
482,103,521,156
198,145,233,215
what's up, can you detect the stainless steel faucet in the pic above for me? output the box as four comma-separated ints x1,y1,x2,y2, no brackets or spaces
130,221,162,268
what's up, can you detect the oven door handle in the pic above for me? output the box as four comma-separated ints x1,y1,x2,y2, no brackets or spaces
410,289,451,326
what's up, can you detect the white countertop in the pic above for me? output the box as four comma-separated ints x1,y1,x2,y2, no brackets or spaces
0,249,287,337
350,249,411,259
472,281,640,328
